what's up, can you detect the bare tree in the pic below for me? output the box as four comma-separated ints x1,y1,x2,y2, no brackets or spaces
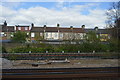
106,1,120,40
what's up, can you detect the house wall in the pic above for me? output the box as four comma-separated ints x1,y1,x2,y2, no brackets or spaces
16,27,30,31
30,32,44,41
0,32,14,40
59,32,85,40
30,32,85,41
45,32,59,40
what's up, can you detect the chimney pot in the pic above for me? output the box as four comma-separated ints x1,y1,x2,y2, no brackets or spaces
94,27,98,31
4,21,7,26
31,23,34,27
82,25,85,28
57,23,60,27
44,25,47,28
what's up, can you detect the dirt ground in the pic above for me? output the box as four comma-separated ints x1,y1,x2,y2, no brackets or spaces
11,59,119,69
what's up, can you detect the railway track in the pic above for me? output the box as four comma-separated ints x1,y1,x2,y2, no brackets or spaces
2,67,120,79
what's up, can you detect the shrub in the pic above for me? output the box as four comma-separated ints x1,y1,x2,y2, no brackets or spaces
0,46,7,53
9,42,119,53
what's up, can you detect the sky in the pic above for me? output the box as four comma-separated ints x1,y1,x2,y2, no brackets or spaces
0,1,118,28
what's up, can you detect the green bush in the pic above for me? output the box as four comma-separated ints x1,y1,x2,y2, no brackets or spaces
0,46,7,53
9,41,119,53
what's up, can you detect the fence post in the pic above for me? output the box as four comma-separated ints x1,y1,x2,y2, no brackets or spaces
93,50,95,54
29,51,31,53
46,51,48,53
78,51,80,53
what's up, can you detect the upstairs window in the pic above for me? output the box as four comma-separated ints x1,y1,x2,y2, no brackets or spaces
25,27,28,30
18,27,21,30
46,33,48,37
54,33,58,38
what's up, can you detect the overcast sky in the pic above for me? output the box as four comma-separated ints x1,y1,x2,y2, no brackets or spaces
0,1,117,28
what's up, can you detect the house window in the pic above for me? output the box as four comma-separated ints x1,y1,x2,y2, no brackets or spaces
25,27,28,30
31,33,35,37
60,33,63,38
0,32,4,37
40,33,43,36
18,27,21,30
54,33,58,38
46,33,48,37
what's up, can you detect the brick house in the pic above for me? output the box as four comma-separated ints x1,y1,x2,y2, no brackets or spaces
30,24,85,43
59,27,85,40
0,21,111,43
30,24,44,41
85,27,110,42
0,21,14,42
15,25,30,34
15,24,31,42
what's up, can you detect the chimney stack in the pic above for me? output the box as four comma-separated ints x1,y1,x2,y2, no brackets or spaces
57,23,60,27
31,23,34,27
70,26,73,29
94,27,98,31
81,25,85,29
43,25,47,28
4,21,7,26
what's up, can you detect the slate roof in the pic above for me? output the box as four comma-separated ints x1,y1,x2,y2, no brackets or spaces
85,29,109,34
96,29,110,34
45,27,58,32
30,27,85,33
73,28,85,33
84,29,95,33
15,25,29,27
59,28,72,32
30,27,44,32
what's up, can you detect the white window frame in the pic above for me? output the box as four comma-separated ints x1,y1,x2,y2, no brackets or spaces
40,33,43,36
54,33,58,38
31,33,35,37
25,27,28,30
60,33,63,38
18,27,21,30
46,33,48,37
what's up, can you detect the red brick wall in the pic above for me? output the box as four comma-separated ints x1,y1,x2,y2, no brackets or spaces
16,27,30,31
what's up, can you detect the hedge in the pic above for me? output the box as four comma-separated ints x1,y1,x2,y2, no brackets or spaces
9,42,119,53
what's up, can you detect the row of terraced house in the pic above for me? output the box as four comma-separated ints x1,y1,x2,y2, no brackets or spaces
0,21,110,44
